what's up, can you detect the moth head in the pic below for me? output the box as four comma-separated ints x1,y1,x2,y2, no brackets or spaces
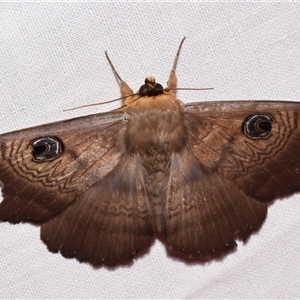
139,76,164,96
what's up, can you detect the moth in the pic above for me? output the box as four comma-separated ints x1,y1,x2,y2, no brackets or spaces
0,37,299,267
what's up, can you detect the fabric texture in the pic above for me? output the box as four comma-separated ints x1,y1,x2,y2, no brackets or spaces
0,2,300,299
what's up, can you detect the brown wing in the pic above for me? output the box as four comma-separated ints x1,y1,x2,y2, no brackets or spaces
41,155,155,267
184,101,300,202
0,111,126,223
161,149,267,260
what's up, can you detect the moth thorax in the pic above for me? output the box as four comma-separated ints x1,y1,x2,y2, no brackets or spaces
139,76,164,96
125,109,187,174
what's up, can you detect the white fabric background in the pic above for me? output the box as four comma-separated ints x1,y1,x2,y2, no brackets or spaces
0,2,300,299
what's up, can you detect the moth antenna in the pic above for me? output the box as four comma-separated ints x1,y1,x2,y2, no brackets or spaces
113,95,143,111
174,87,214,91
63,96,124,112
63,93,140,112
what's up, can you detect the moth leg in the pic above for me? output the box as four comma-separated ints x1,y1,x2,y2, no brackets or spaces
167,37,186,91
105,51,134,99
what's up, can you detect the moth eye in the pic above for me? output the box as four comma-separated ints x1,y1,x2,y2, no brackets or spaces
30,137,63,162
243,114,274,139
